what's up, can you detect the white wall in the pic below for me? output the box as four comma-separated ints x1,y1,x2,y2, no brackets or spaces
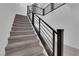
37,3,79,49
0,3,16,55
15,3,31,16
0,3,30,56
37,3,49,8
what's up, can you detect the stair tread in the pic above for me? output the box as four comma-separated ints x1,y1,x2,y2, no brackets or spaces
9,34,36,39
12,26,32,29
14,22,29,24
14,22,30,24
13,24,31,26
10,32,34,36
11,30,34,32
14,21,29,23
6,45,43,56
12,27,33,31
6,39,40,52
12,28,33,30
13,25,32,27
5,14,46,56
6,38,39,49
8,35,37,44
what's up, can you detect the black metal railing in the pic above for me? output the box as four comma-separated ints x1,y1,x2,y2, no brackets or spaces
27,3,64,56
28,3,66,16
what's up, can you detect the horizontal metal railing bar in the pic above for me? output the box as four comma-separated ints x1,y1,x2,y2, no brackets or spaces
34,12,43,16
34,21,52,46
41,28,52,42
28,6,43,15
44,3,66,15
35,14,57,34
27,4,64,56
41,32,52,48
34,22,39,26
41,24,53,39
35,15,52,34
40,30,52,48
41,28,52,44
29,5,44,15
40,32,53,53
44,3,51,10
33,24,53,55
41,21,52,34
34,18,39,22
34,16,39,20
28,3,66,16
34,15,53,34
32,5,44,9
34,20,39,25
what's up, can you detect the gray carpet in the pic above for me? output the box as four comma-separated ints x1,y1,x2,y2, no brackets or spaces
5,14,46,56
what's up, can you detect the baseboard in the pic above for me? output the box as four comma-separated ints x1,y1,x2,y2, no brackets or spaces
16,14,27,17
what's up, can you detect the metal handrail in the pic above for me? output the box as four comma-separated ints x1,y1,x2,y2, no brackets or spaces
35,15,57,33
44,3,66,15
27,4,64,56
33,5,44,9
29,3,66,16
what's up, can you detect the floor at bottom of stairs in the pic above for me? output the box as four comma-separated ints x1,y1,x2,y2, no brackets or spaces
63,45,79,56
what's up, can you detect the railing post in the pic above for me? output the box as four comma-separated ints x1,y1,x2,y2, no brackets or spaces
52,31,55,56
32,12,34,25
51,3,54,11
39,18,41,36
27,6,29,15
43,9,45,16
57,29,64,56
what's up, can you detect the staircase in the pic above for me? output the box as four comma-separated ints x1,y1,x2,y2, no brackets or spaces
27,3,64,56
5,14,47,56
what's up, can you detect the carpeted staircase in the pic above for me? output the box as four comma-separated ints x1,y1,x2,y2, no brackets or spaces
5,14,47,56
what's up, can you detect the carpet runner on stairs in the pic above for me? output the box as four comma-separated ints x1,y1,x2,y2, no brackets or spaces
5,14,47,56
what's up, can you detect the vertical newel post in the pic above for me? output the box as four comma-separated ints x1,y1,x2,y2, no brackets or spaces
57,29,64,56
32,12,34,25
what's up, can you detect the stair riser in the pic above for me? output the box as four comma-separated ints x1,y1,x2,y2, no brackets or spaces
6,41,40,55
14,21,29,22
13,24,32,27
14,20,29,22
12,26,32,29
13,22,30,25
15,16,27,19
15,17,27,20
6,47,42,56
8,35,37,44
14,22,29,24
6,39,39,51
14,20,29,23
12,26,32,28
14,19,27,21
12,28,33,31
13,23,31,26
10,31,34,36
